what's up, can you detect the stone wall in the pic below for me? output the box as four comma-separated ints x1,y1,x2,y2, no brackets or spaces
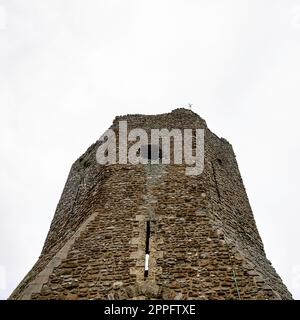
9,108,292,300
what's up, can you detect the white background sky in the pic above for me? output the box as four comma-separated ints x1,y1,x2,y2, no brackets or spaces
0,0,300,300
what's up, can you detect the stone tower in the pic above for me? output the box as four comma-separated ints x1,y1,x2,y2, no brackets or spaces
10,108,292,300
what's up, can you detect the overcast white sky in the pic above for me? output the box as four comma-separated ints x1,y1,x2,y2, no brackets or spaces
0,0,300,300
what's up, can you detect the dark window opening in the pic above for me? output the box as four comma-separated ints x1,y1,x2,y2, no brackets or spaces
141,145,162,162
144,221,150,278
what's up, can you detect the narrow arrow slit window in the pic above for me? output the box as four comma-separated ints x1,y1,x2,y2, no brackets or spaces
144,221,150,278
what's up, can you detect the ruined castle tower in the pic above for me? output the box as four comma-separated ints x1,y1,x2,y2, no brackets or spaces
10,108,292,300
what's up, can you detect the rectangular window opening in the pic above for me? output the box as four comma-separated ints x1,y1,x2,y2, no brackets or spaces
144,221,150,278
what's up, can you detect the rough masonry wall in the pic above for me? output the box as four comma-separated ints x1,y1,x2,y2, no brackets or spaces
10,108,292,300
